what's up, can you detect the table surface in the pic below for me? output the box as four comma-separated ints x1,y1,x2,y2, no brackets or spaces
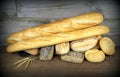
0,46,120,77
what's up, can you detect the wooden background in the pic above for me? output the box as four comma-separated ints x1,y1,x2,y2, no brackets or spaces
0,0,120,46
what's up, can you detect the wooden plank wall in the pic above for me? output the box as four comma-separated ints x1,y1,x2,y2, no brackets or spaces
0,0,120,46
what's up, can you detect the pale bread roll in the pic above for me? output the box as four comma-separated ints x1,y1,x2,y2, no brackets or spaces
71,36,98,52
92,35,102,49
7,25,110,52
55,42,70,55
99,37,115,55
25,48,39,55
7,12,103,44
85,49,105,62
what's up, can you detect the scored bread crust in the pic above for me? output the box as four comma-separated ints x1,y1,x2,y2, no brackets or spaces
71,36,98,52
7,25,109,52
7,12,103,44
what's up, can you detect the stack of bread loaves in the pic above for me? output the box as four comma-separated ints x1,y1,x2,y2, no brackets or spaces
6,12,115,63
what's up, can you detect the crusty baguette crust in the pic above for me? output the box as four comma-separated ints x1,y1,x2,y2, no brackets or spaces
7,25,109,52
7,12,103,44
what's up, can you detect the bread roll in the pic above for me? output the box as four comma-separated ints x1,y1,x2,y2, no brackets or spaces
24,48,39,55
85,49,105,62
99,37,115,55
71,36,98,52
55,42,70,55
7,25,110,52
7,12,103,44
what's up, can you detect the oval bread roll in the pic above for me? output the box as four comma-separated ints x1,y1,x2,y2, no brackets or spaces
7,25,109,52
99,37,115,55
55,42,70,55
7,12,103,44
85,49,105,62
71,36,98,52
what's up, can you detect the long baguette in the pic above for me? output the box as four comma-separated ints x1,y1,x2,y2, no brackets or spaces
7,12,103,44
7,25,109,52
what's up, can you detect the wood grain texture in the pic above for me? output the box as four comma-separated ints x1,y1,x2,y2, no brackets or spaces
16,0,119,19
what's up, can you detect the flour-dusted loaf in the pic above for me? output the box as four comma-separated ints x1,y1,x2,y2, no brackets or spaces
7,12,103,44
55,42,70,55
7,25,110,52
71,36,98,52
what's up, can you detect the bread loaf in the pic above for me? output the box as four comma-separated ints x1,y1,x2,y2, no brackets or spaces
7,25,109,52
39,46,54,60
85,49,105,62
71,36,98,52
7,12,103,44
55,42,70,55
61,51,84,63
99,37,115,55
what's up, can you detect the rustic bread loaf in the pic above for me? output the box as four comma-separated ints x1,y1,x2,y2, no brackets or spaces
61,51,84,63
85,49,105,62
39,46,54,60
99,37,115,55
7,25,109,52
71,36,98,52
7,12,103,44
55,42,70,55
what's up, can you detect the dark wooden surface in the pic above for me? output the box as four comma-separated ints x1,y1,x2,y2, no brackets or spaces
0,46,120,77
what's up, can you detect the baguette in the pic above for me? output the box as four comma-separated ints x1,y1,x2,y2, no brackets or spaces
7,12,103,44
7,25,109,52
